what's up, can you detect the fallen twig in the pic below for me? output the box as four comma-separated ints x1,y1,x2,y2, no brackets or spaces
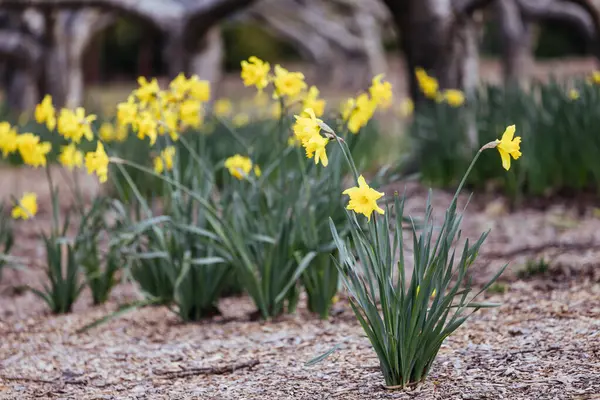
0,375,55,384
154,359,259,379
0,375,90,386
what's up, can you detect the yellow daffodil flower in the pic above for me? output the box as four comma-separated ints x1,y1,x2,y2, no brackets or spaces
443,89,465,107
303,134,329,167
187,75,211,102
153,146,176,174
135,77,160,106
12,192,37,220
224,154,253,180
16,133,51,167
241,56,270,90
135,111,158,145
58,143,84,170
233,113,250,128
302,86,326,117
369,74,393,109
293,108,321,144
569,89,579,100
179,99,203,129
415,68,439,99
117,96,138,127
85,142,109,183
214,98,233,117
346,93,376,134
273,65,306,99
0,122,18,157
343,175,385,220
495,125,521,171
589,71,600,85
99,122,117,142
57,107,96,143
35,95,56,131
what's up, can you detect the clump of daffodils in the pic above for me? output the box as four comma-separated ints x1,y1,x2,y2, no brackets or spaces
340,73,394,134
292,108,329,167
116,73,211,145
414,67,466,107
240,56,327,117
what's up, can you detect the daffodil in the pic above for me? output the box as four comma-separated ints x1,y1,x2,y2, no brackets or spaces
153,146,176,174
135,77,160,106
303,134,329,167
179,99,203,129
35,95,56,131
99,122,117,142
85,142,109,183
495,125,521,171
415,68,439,99
302,86,326,117
569,89,579,100
16,133,52,167
346,93,376,134
187,75,211,102
117,96,138,127
214,98,233,117
0,122,18,157
12,192,37,220
293,108,321,144
233,113,250,128
589,71,600,85
58,143,84,170
241,56,270,90
273,65,306,99
169,73,189,102
443,89,465,107
224,154,253,180
135,111,158,145
343,175,385,220
369,74,393,109
57,107,96,143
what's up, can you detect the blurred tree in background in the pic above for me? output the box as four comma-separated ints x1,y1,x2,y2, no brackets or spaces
0,0,598,113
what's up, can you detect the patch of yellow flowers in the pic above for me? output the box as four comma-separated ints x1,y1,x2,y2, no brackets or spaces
3,56,522,224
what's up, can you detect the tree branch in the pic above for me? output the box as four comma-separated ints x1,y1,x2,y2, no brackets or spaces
0,30,42,66
517,0,599,40
452,0,495,15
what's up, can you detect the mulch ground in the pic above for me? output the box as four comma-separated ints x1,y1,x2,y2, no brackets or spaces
1,175,599,399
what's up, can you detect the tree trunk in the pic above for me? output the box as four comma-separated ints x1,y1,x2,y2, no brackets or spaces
496,0,533,86
189,26,223,90
7,67,38,112
164,25,188,78
63,9,114,108
384,0,481,101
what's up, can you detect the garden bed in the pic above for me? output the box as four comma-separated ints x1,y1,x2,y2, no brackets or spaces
1,179,599,399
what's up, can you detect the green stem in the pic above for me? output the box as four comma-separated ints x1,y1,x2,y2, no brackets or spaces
451,148,483,204
109,157,219,217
